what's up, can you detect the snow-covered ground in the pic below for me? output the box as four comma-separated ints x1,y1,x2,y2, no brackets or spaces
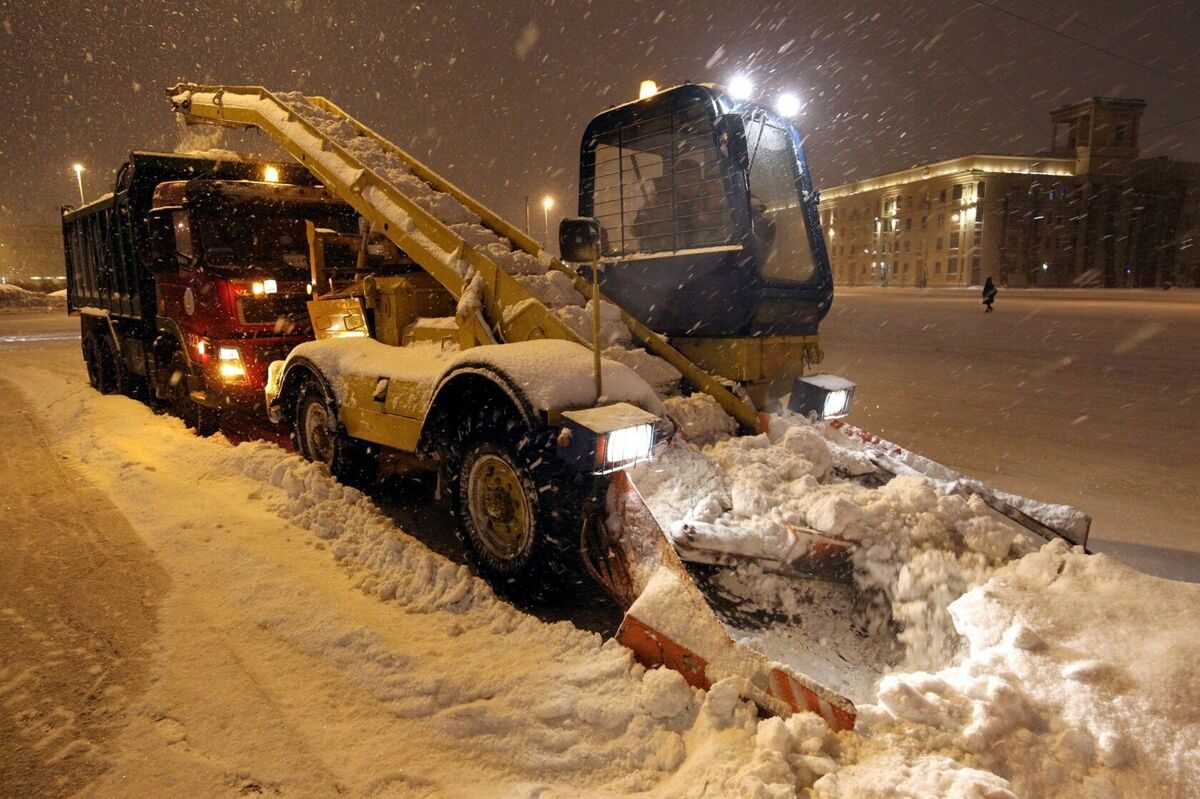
0,283,66,312
2,308,1198,798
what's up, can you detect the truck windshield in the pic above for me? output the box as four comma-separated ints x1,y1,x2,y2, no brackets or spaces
743,115,818,285
194,205,351,275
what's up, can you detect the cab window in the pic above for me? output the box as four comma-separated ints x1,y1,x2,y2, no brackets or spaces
591,99,733,256
743,116,818,285
172,210,194,263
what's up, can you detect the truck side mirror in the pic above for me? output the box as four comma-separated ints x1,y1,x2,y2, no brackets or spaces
722,114,750,173
559,217,602,263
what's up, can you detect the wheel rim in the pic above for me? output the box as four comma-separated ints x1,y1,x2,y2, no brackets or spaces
466,453,532,562
303,398,336,466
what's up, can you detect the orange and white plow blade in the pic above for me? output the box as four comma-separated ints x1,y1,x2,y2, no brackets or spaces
600,472,857,732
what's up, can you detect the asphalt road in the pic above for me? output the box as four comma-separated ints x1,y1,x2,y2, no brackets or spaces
821,288,1200,580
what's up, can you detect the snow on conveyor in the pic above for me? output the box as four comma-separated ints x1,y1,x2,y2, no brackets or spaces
272,92,684,397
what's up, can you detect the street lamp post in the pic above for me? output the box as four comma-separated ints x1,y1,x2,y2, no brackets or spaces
72,163,86,205
542,195,554,241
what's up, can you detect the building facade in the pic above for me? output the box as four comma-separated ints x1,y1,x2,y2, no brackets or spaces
818,98,1200,288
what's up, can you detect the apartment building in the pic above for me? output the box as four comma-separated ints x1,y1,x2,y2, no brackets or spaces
818,98,1200,288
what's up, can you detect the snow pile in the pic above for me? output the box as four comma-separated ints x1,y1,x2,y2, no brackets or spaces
824,541,1200,798
663,393,739,443
632,409,1032,672
0,283,65,309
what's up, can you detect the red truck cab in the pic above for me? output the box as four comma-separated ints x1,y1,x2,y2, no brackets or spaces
148,179,355,413
63,151,365,434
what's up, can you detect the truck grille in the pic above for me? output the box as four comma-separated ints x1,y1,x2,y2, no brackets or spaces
238,294,309,326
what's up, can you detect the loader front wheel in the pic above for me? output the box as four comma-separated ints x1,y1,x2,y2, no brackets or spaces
448,410,593,598
461,443,537,573
293,378,376,488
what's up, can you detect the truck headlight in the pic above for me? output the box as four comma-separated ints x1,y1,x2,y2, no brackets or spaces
250,279,278,296
217,346,247,381
788,374,856,420
558,403,659,474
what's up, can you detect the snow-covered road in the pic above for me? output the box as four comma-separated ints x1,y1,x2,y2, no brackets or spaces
2,306,1198,798
822,288,1200,580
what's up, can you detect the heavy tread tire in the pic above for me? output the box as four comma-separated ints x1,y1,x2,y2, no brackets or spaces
94,335,120,395
101,335,138,398
292,378,377,488
194,405,221,438
166,350,220,436
80,328,102,390
445,402,599,599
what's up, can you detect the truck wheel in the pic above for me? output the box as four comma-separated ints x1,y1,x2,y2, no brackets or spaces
293,379,376,487
101,336,139,397
449,409,594,596
81,330,102,390
95,336,121,395
167,351,219,436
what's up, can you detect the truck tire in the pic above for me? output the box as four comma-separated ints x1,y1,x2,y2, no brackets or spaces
81,327,102,390
447,405,595,597
96,335,122,395
166,350,219,436
292,378,376,487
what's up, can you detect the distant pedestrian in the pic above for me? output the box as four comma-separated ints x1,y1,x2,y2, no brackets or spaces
982,277,997,312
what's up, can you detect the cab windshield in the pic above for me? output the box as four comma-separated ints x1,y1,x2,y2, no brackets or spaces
194,201,356,277
590,98,734,256
742,113,818,285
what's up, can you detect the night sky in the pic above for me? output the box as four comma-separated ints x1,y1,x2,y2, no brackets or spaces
2,0,1198,233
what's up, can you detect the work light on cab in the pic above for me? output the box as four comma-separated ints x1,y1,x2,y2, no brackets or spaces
557,403,659,474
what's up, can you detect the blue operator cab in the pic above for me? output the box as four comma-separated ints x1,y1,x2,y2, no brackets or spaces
577,83,834,341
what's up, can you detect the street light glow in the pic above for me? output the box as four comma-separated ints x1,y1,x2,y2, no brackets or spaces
728,75,753,100
72,162,86,205
541,195,554,241
638,80,658,99
777,93,802,117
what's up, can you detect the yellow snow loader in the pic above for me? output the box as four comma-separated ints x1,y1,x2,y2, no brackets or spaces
168,83,1089,730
